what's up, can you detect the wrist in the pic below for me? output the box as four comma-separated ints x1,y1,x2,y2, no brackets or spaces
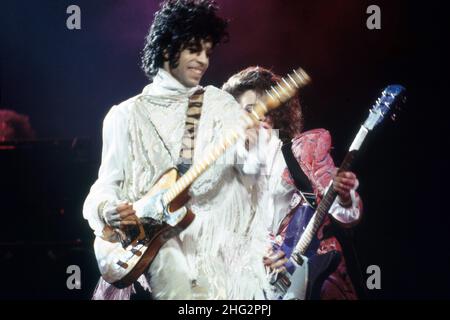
98,200,110,225
338,194,352,208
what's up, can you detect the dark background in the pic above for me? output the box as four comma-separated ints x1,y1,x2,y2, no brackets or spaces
1,0,449,299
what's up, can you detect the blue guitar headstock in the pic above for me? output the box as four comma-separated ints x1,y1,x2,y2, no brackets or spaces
364,85,406,131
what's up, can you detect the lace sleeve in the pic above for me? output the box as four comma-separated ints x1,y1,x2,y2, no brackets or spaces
82,105,128,236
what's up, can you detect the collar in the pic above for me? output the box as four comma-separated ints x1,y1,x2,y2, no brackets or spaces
142,68,203,98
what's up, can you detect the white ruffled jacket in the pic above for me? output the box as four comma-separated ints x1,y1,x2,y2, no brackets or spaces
83,69,271,300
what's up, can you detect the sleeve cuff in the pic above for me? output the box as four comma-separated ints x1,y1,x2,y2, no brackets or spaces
329,189,361,224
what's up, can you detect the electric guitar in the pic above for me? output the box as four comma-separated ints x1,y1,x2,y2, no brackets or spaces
94,68,311,288
270,84,406,299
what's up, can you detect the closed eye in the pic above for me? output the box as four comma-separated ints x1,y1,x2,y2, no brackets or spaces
244,104,255,113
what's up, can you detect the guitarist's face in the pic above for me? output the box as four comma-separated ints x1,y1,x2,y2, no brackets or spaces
238,89,272,129
238,89,259,114
163,38,213,88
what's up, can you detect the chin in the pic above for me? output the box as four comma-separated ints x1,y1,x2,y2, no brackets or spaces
185,79,200,88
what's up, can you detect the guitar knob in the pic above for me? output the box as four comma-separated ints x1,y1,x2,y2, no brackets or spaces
391,113,397,121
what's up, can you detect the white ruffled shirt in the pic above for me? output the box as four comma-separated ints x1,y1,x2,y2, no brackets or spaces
83,69,272,300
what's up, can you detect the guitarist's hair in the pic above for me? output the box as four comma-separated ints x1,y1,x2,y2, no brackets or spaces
222,66,303,140
141,0,229,80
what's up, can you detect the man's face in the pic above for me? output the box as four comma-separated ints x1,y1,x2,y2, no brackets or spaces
238,89,272,128
163,39,213,88
238,89,259,114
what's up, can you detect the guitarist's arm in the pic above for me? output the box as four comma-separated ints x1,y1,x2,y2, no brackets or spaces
266,129,363,272
329,171,363,227
290,128,363,227
83,104,138,237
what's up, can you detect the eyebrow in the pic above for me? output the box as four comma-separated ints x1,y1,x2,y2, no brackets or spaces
244,103,256,112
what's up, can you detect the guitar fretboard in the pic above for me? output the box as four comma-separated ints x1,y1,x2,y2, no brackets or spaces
292,151,355,257
162,68,311,207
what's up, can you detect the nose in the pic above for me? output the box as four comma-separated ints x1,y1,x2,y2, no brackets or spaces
196,49,209,66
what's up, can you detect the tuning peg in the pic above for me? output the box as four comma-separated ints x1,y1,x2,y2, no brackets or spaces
391,113,398,121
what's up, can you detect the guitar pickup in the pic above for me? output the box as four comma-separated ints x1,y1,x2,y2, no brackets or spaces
116,260,128,269
130,248,142,256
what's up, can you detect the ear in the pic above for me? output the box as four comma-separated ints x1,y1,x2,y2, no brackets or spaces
163,49,169,61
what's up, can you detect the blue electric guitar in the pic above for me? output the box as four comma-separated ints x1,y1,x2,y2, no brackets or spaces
270,84,407,300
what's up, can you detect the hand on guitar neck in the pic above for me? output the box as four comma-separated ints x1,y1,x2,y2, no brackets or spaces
333,171,359,208
265,170,358,270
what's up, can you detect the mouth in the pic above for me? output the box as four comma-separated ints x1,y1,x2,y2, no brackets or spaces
188,66,204,77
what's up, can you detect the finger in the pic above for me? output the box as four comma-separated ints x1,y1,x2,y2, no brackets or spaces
274,266,287,274
104,207,118,215
116,203,133,212
119,208,136,219
261,121,271,130
108,213,122,222
122,214,138,222
268,250,285,260
110,220,121,228
263,257,272,266
334,180,355,191
105,211,121,222
335,184,353,193
335,177,356,185
267,250,285,264
270,258,288,270
337,171,356,179
334,187,351,200
335,188,352,199
120,220,138,227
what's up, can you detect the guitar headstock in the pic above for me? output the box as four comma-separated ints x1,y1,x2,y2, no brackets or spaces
364,85,406,131
249,68,311,124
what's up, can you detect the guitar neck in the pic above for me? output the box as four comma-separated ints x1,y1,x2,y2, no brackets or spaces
161,68,311,207
162,124,246,206
291,125,367,259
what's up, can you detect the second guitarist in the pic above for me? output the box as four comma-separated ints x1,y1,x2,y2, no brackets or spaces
223,66,365,300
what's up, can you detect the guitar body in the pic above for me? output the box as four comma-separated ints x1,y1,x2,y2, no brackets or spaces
278,204,319,263
94,168,195,288
272,204,340,300
270,84,406,299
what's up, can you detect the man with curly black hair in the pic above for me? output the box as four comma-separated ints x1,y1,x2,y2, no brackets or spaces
84,1,272,300
141,0,228,81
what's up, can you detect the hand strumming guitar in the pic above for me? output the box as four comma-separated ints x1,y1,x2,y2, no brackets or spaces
103,202,138,229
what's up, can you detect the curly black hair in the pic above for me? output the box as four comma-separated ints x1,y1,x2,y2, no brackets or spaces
222,66,303,141
141,0,228,80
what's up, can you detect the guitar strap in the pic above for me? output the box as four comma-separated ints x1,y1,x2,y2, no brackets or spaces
177,89,204,175
281,141,366,299
281,141,317,209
